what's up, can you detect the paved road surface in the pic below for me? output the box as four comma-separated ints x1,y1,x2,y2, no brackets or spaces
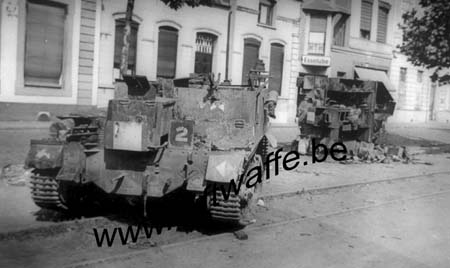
1,172,449,268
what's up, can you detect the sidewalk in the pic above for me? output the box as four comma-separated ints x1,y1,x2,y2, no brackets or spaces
0,121,51,130
386,121,450,144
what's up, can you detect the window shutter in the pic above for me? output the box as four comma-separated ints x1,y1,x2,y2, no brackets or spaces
269,43,284,94
360,0,373,31
157,26,178,78
376,5,389,43
310,15,327,32
241,38,260,85
25,1,66,84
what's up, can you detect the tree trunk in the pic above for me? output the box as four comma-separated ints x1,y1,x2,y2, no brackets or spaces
120,0,135,77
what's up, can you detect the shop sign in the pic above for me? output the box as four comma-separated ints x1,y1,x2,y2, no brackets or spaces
301,55,331,67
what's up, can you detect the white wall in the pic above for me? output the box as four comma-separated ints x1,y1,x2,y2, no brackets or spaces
97,0,302,124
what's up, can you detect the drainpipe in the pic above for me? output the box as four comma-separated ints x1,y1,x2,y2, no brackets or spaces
225,10,232,82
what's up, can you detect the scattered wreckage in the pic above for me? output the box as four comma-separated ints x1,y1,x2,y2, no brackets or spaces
24,65,277,225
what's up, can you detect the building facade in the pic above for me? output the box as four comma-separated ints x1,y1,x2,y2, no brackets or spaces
4,0,440,124
0,0,302,123
0,0,101,119
296,0,398,103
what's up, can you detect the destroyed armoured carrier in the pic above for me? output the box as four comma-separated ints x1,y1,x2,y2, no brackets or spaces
25,74,275,224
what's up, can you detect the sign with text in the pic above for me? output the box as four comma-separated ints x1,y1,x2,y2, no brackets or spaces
301,55,331,67
169,120,194,148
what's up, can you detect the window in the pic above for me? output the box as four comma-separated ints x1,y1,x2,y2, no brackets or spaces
333,15,348,46
417,70,424,83
376,2,390,43
360,0,373,40
337,71,346,78
400,67,407,82
194,33,217,75
157,26,178,79
269,43,284,94
308,15,327,55
25,0,67,86
242,38,261,85
114,19,139,75
258,0,274,26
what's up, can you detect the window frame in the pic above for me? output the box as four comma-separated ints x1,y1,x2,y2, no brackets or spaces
360,0,373,40
417,70,424,83
258,0,274,26
113,18,139,76
269,42,285,94
308,14,327,55
194,32,217,75
156,26,179,79
15,0,75,97
400,67,407,82
333,15,348,47
241,37,261,85
376,1,390,43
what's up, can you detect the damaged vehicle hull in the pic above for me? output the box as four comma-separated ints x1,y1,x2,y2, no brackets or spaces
25,75,275,225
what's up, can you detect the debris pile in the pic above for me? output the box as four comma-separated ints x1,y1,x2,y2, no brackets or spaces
0,164,31,186
340,140,428,164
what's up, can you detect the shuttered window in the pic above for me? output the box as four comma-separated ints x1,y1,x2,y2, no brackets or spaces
242,38,260,85
360,0,373,39
376,2,390,43
114,19,139,74
25,0,67,86
269,43,284,94
308,15,327,55
194,33,217,75
157,26,178,78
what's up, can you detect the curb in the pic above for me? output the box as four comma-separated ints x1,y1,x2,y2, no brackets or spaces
0,122,51,130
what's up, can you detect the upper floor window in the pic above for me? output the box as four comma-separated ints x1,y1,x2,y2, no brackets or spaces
308,14,327,55
157,26,178,79
194,33,217,75
376,1,390,43
258,0,274,26
25,0,67,86
333,15,348,46
360,0,373,40
114,19,139,75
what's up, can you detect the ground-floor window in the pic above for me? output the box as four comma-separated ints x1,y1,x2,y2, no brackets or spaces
157,26,178,79
242,38,261,85
269,43,284,94
194,32,217,75
25,0,67,86
114,19,139,76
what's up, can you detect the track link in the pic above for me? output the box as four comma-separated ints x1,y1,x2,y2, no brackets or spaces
208,190,242,223
30,169,67,210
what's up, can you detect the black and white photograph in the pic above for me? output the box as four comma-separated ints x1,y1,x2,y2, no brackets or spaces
0,0,449,267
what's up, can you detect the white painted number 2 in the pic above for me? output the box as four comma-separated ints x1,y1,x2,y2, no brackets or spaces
175,126,188,142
